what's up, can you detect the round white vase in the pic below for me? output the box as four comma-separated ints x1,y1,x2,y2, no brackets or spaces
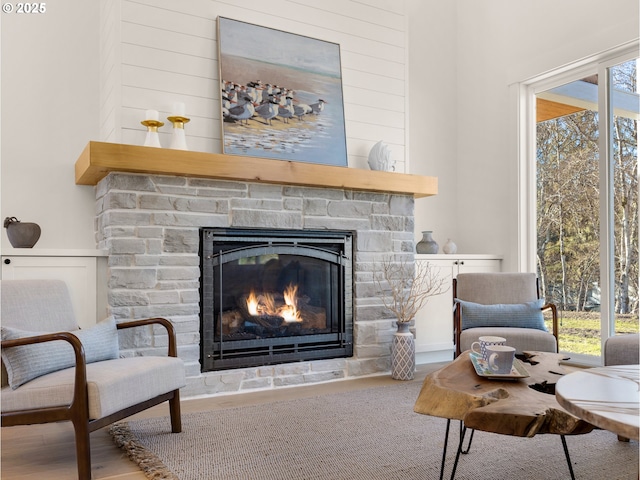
443,238,458,254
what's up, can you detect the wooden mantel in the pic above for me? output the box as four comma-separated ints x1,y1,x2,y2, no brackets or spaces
74,142,437,198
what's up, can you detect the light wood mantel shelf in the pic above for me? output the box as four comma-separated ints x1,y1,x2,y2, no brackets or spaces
74,142,438,198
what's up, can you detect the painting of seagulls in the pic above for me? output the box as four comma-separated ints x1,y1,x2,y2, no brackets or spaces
217,17,348,167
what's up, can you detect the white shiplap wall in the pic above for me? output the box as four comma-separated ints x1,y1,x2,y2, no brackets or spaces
100,0,407,171
100,0,122,144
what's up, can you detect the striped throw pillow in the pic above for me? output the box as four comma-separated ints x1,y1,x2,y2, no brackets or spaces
1,316,119,389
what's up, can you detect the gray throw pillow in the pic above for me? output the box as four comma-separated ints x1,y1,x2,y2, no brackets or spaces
457,299,547,331
1,316,119,389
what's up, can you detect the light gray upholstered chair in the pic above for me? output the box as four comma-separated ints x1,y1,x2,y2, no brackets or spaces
453,272,559,357
604,333,639,442
604,333,640,366
1,279,186,480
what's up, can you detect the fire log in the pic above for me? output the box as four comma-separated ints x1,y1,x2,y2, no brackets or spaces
220,310,244,335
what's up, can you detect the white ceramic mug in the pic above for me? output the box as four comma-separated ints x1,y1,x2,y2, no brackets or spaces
485,345,516,374
470,336,506,361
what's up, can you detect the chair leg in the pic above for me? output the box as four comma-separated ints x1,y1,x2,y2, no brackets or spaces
72,419,92,480
169,389,182,433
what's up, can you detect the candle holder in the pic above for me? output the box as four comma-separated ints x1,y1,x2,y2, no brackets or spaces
167,115,190,150
141,119,164,148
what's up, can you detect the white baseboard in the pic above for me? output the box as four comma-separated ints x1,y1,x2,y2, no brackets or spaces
416,349,454,364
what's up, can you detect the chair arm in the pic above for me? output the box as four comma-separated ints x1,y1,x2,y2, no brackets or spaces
453,302,462,358
116,317,178,357
1,332,89,414
542,303,559,347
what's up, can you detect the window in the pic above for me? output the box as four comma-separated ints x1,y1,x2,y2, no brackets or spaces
522,48,639,365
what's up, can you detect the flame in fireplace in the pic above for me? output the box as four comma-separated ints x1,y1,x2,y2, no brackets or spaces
280,284,301,323
246,291,260,316
283,283,298,308
245,283,302,323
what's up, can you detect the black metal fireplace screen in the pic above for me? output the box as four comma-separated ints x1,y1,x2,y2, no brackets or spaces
200,228,353,371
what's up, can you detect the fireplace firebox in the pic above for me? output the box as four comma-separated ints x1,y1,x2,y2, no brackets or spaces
200,228,354,371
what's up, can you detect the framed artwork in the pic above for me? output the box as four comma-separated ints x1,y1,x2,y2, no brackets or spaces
217,17,348,167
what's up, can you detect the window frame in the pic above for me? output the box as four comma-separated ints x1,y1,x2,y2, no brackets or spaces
517,42,639,365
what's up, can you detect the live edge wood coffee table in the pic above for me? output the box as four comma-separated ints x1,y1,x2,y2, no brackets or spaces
414,351,595,480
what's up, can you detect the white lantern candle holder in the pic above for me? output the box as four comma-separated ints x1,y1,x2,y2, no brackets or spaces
141,109,163,148
167,102,190,151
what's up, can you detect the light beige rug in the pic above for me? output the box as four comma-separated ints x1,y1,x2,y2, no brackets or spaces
110,382,639,480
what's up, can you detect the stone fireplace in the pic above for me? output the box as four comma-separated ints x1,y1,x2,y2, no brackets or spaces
85,142,434,398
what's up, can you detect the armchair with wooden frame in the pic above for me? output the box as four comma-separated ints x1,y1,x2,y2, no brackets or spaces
450,272,559,456
1,279,186,480
453,272,559,358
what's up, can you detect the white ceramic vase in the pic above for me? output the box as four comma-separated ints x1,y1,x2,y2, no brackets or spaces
443,238,457,254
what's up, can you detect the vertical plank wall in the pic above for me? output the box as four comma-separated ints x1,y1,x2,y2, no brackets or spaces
99,0,407,171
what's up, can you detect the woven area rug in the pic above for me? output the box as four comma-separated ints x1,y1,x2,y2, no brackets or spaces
110,381,639,480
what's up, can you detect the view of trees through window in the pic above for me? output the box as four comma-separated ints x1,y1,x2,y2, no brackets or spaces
536,59,639,358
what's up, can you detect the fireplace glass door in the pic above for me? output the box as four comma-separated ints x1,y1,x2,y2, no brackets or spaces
200,228,353,371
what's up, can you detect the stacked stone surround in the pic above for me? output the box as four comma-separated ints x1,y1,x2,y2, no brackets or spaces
96,172,415,398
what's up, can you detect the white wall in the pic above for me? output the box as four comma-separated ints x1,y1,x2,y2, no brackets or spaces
1,0,100,250
407,0,458,253
451,0,638,270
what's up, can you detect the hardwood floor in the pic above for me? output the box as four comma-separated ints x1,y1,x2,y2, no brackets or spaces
1,364,442,479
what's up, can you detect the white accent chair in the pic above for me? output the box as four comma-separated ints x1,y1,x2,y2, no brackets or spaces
1,279,186,480
453,272,559,357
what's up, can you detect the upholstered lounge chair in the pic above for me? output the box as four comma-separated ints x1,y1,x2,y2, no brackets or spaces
450,273,559,454
1,279,186,480
604,333,639,442
604,333,640,366
453,272,559,357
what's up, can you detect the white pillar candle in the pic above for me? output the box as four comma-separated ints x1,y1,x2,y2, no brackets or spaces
145,109,159,121
172,102,186,117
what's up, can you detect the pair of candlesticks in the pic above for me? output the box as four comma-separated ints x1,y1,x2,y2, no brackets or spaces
141,105,190,150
